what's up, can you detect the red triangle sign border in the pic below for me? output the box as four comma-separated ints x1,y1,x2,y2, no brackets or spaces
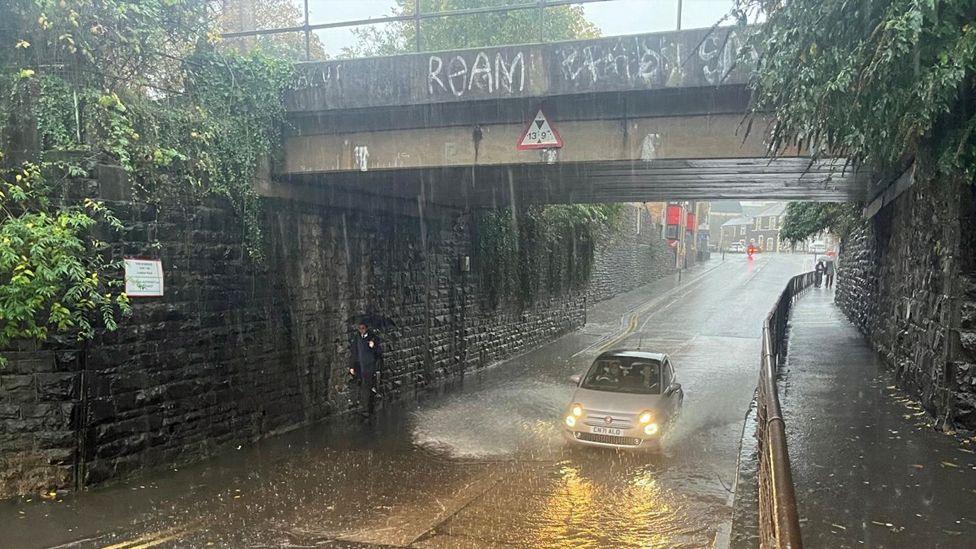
516,108,564,150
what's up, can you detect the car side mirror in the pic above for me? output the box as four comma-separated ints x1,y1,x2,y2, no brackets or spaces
569,374,581,386
666,383,682,395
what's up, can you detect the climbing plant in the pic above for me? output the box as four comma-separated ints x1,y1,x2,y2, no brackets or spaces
0,0,293,358
475,204,621,309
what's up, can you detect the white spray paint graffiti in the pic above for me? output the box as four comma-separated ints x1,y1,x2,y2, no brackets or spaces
428,50,525,97
354,145,369,172
698,30,752,85
294,62,342,88
640,134,661,161
556,35,683,88
542,149,559,165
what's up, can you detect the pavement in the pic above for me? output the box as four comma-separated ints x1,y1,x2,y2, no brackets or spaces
0,253,811,549
780,288,976,548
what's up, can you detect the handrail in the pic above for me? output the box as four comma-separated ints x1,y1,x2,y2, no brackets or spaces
756,271,814,548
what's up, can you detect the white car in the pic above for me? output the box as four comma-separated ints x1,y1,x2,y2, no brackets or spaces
563,351,684,449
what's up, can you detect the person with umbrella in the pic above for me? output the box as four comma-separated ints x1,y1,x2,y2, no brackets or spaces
350,319,383,417
814,258,826,288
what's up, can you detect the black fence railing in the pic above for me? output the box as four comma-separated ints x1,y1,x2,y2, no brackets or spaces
756,271,813,548
220,0,687,61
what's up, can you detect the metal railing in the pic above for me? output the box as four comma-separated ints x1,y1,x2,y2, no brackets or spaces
220,0,686,61
756,271,813,548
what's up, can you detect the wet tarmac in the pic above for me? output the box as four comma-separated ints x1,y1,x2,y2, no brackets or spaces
0,254,810,548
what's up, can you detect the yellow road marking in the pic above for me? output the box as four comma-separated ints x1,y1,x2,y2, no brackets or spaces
100,520,202,549
598,311,639,352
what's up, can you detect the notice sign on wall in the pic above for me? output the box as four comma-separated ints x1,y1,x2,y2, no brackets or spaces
124,258,164,297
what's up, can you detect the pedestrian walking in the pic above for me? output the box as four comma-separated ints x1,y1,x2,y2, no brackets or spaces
350,321,382,417
814,259,826,288
825,259,835,288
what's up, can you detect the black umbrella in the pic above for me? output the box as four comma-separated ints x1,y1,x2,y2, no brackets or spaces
345,312,397,330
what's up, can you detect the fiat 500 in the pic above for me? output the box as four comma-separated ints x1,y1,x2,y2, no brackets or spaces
563,350,684,449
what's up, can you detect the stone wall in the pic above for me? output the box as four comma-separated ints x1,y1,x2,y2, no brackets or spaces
836,168,976,431
0,347,81,497
834,224,878,334
2,173,676,498
587,205,674,303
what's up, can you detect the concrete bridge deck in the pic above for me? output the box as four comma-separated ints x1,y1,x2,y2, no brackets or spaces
276,27,871,205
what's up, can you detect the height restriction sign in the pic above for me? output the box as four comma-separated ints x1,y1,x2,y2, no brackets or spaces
516,109,563,150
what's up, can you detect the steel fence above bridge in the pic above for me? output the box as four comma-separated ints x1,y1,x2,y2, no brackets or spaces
220,0,689,61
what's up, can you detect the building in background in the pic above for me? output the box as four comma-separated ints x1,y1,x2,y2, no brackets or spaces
718,202,788,252
750,202,788,252
720,216,753,250
708,201,743,247
716,201,839,254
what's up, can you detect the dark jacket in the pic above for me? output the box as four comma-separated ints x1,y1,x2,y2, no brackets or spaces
353,331,382,377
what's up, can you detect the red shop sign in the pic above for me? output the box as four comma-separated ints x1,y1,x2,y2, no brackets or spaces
666,205,682,225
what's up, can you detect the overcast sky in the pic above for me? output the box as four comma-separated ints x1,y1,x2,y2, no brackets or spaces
303,0,736,57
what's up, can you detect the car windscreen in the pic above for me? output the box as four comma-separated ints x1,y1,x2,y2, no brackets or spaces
581,358,662,394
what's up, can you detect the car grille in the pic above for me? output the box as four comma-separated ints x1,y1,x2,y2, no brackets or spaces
582,410,634,429
575,432,643,446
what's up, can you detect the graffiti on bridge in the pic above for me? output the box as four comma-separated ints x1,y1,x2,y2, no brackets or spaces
427,50,526,97
553,29,751,91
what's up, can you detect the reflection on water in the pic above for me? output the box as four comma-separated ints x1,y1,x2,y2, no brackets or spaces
408,376,728,547
511,456,718,548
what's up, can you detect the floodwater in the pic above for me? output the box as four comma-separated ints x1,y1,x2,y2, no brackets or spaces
0,254,810,548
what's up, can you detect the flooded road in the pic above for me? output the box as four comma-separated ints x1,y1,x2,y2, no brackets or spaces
1,254,809,548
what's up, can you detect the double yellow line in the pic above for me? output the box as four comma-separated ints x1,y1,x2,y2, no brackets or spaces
598,309,641,352
595,262,725,353
99,520,202,549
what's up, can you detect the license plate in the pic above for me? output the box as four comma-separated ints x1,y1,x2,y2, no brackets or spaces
591,426,622,436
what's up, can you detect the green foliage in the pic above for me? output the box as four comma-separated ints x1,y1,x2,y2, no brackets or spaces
732,0,976,178
346,0,600,57
475,204,621,309
111,51,291,261
0,0,292,355
780,202,861,244
35,75,78,150
0,161,130,360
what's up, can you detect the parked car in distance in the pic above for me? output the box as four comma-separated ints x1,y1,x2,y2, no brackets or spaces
563,350,684,450
810,241,827,254
728,242,745,253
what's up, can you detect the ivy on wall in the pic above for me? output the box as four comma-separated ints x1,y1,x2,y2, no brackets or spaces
0,0,292,358
475,204,622,309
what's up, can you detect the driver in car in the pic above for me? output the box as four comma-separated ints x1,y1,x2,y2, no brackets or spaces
594,361,622,383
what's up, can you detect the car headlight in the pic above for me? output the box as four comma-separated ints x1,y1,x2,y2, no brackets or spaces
565,415,576,427
644,422,659,436
638,411,654,424
571,404,583,417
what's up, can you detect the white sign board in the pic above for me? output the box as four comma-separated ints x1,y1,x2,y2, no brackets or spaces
124,258,164,297
516,109,563,150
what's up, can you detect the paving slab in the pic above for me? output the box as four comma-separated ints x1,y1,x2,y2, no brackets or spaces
781,289,976,548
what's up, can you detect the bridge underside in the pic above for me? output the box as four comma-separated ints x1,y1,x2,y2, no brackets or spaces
276,157,866,211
